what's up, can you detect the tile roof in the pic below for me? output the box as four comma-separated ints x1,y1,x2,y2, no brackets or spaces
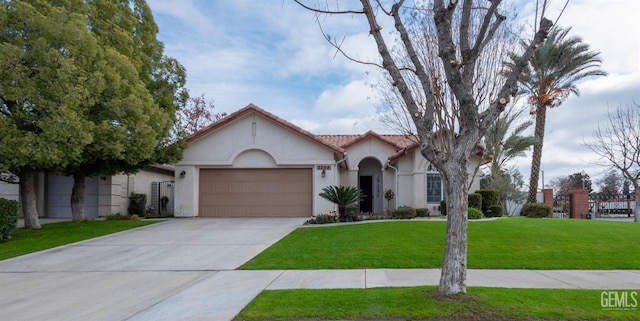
186,103,491,165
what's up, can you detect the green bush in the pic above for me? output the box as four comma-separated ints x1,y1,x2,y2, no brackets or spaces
439,200,447,216
306,214,339,225
476,189,500,213
106,213,140,221
468,207,484,220
392,206,416,219
127,193,147,216
415,208,430,217
0,198,19,242
143,212,174,219
487,204,504,217
468,193,482,210
522,203,551,218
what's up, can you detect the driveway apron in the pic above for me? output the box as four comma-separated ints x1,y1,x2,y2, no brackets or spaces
0,218,304,321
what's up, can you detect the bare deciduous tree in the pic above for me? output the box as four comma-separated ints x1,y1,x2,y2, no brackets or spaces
294,0,553,294
177,94,226,135
586,103,640,222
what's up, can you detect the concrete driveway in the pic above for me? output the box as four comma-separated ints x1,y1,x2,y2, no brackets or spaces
0,217,306,321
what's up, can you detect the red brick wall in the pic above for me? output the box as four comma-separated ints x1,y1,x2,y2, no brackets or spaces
542,189,554,209
569,189,589,219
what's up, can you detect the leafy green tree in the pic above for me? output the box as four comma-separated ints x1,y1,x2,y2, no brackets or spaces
319,185,365,221
63,0,188,221
0,0,98,228
512,27,606,203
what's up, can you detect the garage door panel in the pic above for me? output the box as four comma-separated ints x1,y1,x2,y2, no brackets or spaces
199,169,311,217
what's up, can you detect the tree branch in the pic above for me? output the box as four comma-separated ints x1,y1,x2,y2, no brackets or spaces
292,0,365,14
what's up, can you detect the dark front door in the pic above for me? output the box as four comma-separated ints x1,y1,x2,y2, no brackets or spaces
359,175,373,213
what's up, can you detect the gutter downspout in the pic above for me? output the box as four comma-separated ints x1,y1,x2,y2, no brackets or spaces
385,160,399,210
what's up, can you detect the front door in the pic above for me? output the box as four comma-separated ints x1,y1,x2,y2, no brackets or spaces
359,175,373,213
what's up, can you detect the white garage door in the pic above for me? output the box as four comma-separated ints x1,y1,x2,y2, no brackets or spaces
46,174,99,218
199,168,312,217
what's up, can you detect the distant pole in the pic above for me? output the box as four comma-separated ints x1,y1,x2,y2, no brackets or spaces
541,170,544,190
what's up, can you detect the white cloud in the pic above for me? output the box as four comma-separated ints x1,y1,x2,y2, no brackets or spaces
290,119,321,132
313,80,378,114
147,0,214,34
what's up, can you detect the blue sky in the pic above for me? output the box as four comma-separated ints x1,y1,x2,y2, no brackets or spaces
147,0,640,188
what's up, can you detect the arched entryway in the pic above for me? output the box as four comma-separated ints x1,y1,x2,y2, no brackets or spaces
358,157,383,213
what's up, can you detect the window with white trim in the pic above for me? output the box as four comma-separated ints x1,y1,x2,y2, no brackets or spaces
426,165,443,203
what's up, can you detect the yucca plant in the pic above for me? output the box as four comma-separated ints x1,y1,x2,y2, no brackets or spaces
319,185,365,221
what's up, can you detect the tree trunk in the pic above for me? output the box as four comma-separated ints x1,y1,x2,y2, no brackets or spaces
439,163,469,294
634,185,640,223
71,173,86,222
19,170,41,230
527,105,547,203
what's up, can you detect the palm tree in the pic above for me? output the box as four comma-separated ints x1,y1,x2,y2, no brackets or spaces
514,27,606,203
319,185,365,221
484,108,539,179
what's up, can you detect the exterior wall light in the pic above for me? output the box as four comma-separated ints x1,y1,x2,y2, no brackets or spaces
179,171,186,178
321,170,326,178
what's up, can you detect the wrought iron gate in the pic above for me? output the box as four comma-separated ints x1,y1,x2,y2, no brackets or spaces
150,181,174,215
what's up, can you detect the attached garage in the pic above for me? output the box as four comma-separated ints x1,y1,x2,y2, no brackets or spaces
199,168,312,217
46,173,99,218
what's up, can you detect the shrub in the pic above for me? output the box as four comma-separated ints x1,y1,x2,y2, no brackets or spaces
439,200,447,216
306,214,338,225
143,212,174,219
476,189,500,213
106,213,139,220
392,206,416,219
468,193,482,210
0,198,19,242
522,203,552,218
468,207,484,220
416,208,430,217
487,204,504,217
128,193,147,216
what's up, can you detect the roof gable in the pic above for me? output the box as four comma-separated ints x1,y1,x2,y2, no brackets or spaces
187,104,344,154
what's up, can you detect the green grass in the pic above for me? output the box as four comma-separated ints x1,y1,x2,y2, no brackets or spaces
241,218,640,270
236,286,638,321
0,220,158,260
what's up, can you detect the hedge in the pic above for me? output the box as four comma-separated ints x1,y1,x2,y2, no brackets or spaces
522,203,552,218
468,193,482,210
416,208,430,217
392,206,417,219
0,198,19,242
487,204,504,217
440,200,447,216
476,189,500,213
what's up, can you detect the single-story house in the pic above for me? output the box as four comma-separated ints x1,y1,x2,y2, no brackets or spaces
0,165,175,218
174,104,491,217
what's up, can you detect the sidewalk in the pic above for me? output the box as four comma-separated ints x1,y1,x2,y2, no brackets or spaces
126,268,640,321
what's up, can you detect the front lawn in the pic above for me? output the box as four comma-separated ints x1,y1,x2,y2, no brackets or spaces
0,220,158,260
241,218,640,270
236,286,637,321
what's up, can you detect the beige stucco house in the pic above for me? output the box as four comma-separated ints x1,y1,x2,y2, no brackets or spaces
174,104,490,217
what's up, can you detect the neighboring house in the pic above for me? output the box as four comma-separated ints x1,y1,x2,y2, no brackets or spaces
174,104,491,218
0,165,174,218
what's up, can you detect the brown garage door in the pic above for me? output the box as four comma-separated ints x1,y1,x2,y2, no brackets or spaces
199,168,312,217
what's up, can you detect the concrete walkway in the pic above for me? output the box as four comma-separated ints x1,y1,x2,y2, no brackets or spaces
1,218,639,321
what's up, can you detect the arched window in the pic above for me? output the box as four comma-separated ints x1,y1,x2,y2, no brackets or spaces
426,164,443,203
